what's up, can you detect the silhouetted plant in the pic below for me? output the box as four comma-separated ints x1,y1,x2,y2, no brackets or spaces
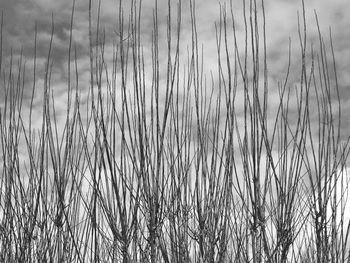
0,0,349,262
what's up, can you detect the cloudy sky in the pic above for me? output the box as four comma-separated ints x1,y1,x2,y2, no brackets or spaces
1,0,349,117
0,0,349,153
1,0,350,237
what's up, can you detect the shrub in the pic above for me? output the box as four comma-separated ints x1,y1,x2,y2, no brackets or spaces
0,0,349,262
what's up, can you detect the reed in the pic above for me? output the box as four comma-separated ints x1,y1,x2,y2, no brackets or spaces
0,0,349,262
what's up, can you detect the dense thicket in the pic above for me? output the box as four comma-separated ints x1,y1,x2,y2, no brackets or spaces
0,0,349,262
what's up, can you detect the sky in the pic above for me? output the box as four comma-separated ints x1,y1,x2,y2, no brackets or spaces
0,0,350,252
0,2,349,165
0,0,349,124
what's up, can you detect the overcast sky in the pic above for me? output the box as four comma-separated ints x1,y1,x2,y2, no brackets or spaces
1,0,350,233
0,0,349,140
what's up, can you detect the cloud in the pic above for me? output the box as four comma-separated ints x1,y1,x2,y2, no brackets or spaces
1,0,349,150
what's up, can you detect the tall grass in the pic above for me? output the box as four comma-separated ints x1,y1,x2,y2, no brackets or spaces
0,0,349,262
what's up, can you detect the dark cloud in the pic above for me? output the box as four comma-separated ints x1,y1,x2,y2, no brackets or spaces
0,0,348,135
